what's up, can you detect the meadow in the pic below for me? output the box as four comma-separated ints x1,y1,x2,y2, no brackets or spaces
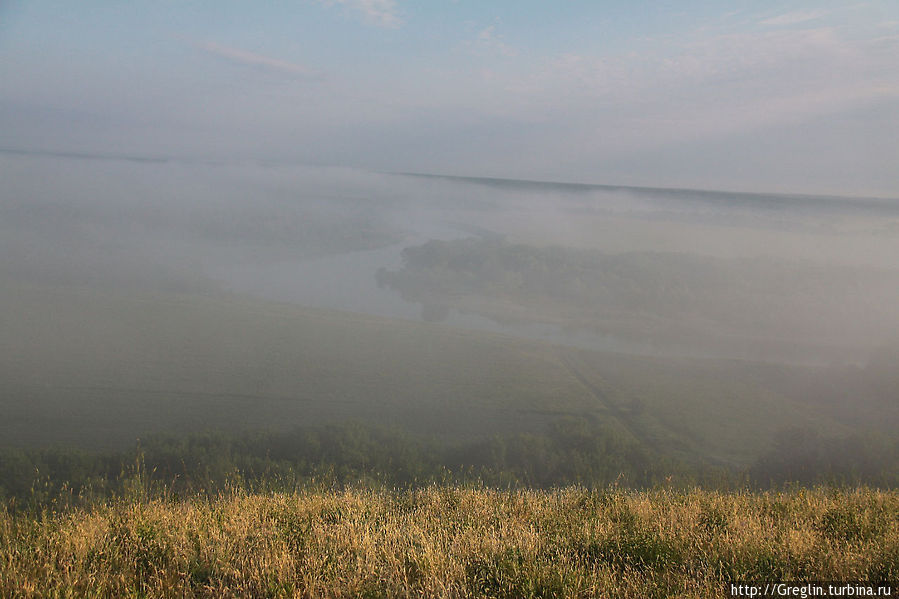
4,281,891,469
2,486,897,598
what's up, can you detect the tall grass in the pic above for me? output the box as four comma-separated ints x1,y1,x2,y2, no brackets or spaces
2,486,897,597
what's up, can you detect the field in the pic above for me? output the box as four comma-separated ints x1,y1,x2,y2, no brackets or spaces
0,281,876,469
2,486,897,598
0,282,596,447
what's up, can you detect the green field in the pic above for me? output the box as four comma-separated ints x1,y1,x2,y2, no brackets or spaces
1,281,887,470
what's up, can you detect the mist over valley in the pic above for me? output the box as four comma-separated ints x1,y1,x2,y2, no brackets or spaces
2,151,898,480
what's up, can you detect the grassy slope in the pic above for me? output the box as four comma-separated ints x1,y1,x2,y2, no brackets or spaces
561,350,848,466
0,282,594,447
0,282,848,464
2,487,897,597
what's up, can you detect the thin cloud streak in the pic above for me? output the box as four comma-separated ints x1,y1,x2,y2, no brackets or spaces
319,0,402,28
759,10,829,26
195,41,323,78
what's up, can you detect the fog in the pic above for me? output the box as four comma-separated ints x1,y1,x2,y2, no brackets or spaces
3,149,899,368
5,1,899,517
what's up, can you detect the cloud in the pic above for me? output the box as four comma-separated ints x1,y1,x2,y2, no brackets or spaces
319,0,402,28
466,25,517,57
759,10,828,26
195,42,322,78
440,23,899,159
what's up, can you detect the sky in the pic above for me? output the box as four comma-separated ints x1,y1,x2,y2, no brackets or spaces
1,0,898,196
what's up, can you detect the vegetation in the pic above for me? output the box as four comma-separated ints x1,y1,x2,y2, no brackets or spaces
2,485,897,597
3,423,899,514
0,422,681,510
6,281,897,468
2,270,897,596
377,237,899,363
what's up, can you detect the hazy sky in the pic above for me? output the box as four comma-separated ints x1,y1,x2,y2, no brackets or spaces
1,1,897,196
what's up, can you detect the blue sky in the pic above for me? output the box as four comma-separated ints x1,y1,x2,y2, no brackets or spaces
1,0,897,195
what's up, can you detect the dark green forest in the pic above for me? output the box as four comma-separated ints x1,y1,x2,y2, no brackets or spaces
4,420,899,510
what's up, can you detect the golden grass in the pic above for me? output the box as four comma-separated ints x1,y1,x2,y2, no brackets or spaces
1,487,897,598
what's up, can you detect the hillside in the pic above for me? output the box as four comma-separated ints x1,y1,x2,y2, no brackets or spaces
2,487,897,597
0,282,876,467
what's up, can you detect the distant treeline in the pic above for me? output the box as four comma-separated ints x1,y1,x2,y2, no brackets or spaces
376,237,899,361
3,420,898,509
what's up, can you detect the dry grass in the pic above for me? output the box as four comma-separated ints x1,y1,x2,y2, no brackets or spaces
1,487,897,598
